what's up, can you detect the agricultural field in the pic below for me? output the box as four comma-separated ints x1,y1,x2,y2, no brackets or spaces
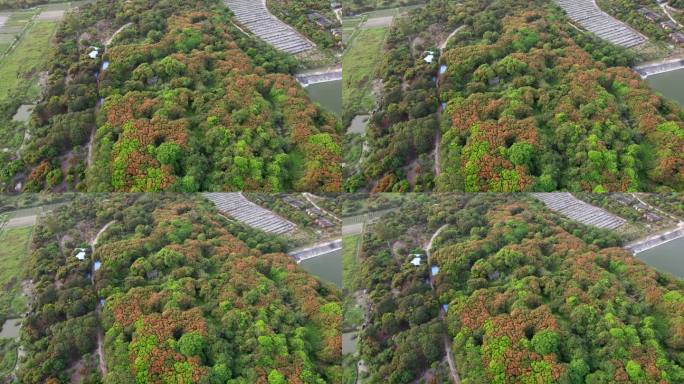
0,20,57,102
343,0,425,16
0,226,32,321
0,215,34,383
342,26,387,121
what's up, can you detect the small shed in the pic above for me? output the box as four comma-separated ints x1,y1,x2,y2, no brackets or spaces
74,248,87,260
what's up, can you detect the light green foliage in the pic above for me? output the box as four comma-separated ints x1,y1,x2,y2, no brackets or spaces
530,330,560,355
178,332,204,358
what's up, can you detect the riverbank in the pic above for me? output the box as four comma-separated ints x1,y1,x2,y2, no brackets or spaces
624,222,684,255
294,66,342,87
634,56,684,78
288,239,342,263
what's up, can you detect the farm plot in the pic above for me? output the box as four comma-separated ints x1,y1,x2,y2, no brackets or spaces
532,192,627,230
556,0,647,48
204,193,297,234
225,0,314,54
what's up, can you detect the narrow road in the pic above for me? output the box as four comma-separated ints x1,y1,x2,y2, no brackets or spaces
660,4,683,28
439,25,464,51
105,22,132,47
303,193,341,222
433,26,463,180
632,193,683,223
424,224,461,384
90,220,114,378
434,127,441,178
87,23,132,169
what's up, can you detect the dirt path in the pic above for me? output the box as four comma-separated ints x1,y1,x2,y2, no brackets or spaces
661,4,683,28
424,224,461,383
632,193,682,223
439,25,464,51
432,27,465,180
86,125,96,168
90,220,114,378
302,193,341,221
434,129,441,178
105,22,132,47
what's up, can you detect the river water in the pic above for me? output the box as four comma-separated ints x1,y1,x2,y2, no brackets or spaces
299,248,342,287
646,68,684,106
637,236,684,279
304,80,342,117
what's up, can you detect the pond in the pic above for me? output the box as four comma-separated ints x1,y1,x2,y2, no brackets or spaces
646,68,684,106
0,318,21,339
299,248,342,287
12,104,34,123
347,114,369,135
637,236,684,279
304,79,342,117
342,331,358,355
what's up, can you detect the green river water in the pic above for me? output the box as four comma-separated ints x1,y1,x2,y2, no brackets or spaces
637,236,684,279
304,80,342,117
647,68,684,106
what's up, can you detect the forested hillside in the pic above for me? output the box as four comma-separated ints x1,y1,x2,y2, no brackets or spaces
17,194,341,383
355,194,684,383
356,0,684,192
4,0,342,193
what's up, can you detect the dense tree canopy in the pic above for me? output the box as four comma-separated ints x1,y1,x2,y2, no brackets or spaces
6,0,342,193
356,0,683,193
354,194,684,383
18,194,341,383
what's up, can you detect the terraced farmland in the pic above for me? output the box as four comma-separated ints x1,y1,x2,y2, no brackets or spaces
532,192,627,230
556,0,647,48
225,0,314,54
203,193,297,234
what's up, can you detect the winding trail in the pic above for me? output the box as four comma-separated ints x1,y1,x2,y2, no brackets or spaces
302,193,341,222
424,224,461,383
86,23,132,169
660,4,683,29
105,22,132,47
432,26,463,179
439,25,464,51
90,220,114,378
632,193,682,223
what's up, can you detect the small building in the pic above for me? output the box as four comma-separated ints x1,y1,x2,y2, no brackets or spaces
660,21,677,31
638,8,662,23
307,12,334,28
612,194,635,206
410,254,422,266
74,248,87,260
670,32,684,44
633,202,649,211
331,2,342,9
284,197,306,209
316,218,335,228
88,46,100,59
643,212,663,222
488,76,501,86
424,52,435,64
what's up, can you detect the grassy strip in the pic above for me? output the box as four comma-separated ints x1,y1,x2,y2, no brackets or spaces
0,226,32,319
342,26,387,121
0,20,57,102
